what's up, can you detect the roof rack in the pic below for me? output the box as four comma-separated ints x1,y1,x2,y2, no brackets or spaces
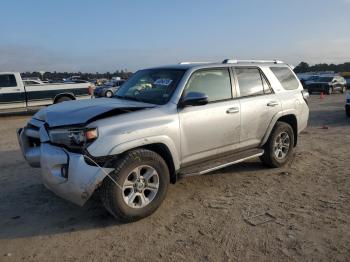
178,61,212,65
222,59,284,64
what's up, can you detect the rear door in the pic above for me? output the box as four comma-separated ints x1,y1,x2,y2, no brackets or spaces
178,68,241,164
0,74,26,110
233,67,281,149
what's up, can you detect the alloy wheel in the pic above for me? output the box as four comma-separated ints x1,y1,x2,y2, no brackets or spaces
122,165,159,208
274,132,290,160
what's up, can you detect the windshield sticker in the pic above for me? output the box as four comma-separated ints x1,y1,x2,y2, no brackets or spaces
154,79,173,86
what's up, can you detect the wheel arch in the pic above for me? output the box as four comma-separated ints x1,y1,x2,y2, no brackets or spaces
105,136,180,184
261,113,298,147
54,92,75,103
140,143,177,184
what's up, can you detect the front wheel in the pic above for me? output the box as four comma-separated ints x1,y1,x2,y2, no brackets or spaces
100,149,170,222
260,122,295,168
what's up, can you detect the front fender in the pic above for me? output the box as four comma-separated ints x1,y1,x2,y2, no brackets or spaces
99,135,180,170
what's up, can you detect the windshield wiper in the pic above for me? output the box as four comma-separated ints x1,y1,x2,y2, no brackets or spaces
114,94,145,103
123,95,145,103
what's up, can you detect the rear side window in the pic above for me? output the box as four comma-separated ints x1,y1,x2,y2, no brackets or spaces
185,68,232,102
0,74,17,88
235,68,270,97
270,67,299,90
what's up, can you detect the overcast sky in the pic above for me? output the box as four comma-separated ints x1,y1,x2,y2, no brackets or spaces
1,0,350,72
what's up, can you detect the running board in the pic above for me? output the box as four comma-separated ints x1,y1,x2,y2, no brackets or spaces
179,149,264,177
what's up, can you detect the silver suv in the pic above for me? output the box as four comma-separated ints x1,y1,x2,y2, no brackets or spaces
18,59,309,221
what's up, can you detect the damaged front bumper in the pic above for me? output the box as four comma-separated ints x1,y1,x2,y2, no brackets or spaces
17,119,112,206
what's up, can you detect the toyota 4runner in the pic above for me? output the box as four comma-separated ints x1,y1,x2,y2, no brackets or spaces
18,59,309,221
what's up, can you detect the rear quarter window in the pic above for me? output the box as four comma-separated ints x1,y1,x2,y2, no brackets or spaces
270,67,299,90
0,74,17,88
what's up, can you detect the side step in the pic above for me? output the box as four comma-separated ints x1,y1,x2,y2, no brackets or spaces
179,148,264,177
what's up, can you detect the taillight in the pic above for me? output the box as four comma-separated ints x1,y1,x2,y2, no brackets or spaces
301,89,309,105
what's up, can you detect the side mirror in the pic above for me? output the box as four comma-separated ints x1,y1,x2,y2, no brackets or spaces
182,91,209,106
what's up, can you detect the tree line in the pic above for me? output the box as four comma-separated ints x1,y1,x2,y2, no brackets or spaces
20,62,350,80
294,62,350,73
21,70,133,81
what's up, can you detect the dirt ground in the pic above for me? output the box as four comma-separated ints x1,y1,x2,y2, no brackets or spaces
0,94,349,262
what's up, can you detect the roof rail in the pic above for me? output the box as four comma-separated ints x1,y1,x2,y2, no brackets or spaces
222,59,284,64
178,61,212,65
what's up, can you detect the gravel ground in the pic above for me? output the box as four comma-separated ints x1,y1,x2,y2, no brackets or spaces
0,94,349,261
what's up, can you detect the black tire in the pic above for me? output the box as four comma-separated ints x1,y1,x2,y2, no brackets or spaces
55,96,73,103
260,121,295,168
105,90,113,98
326,87,332,95
100,149,170,222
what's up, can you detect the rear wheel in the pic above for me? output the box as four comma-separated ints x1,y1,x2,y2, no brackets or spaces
326,87,333,95
100,149,170,222
105,90,113,97
55,96,73,103
260,122,295,168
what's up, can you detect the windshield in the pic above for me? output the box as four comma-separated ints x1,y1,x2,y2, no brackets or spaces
104,81,115,87
115,69,185,105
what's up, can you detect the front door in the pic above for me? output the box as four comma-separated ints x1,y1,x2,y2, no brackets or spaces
178,68,241,165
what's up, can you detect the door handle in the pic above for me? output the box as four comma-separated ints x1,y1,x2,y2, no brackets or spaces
226,107,239,114
14,88,21,91
267,101,279,107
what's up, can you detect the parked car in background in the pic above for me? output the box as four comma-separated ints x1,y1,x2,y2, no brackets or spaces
64,78,90,84
18,59,309,221
346,92,350,117
23,79,44,86
297,74,318,88
305,75,347,94
0,72,93,113
94,79,126,97
344,76,350,89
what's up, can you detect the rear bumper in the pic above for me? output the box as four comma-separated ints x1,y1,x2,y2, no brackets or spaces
17,120,112,206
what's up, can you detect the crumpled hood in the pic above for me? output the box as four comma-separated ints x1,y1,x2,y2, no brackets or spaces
34,98,156,127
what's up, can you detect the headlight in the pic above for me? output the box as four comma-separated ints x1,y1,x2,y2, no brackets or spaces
49,128,98,148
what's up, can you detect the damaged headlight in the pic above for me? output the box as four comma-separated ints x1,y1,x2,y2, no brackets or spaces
48,128,98,148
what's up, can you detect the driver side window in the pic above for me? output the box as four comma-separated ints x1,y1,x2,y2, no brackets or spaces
185,68,232,102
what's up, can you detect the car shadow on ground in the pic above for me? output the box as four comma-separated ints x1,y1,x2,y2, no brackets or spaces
308,109,350,127
307,93,349,128
0,110,37,118
0,149,271,240
0,149,119,240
